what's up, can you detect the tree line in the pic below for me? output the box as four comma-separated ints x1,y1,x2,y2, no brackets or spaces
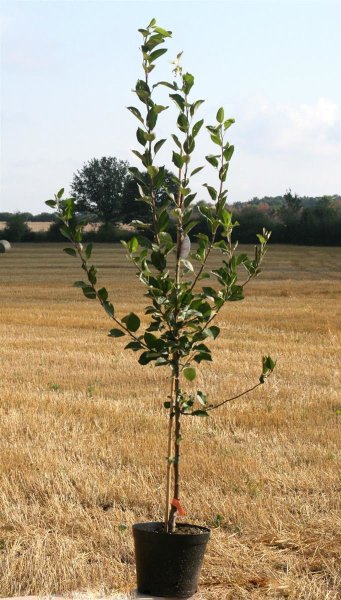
1,156,340,245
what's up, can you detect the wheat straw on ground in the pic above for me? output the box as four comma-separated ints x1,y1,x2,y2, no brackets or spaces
0,244,340,599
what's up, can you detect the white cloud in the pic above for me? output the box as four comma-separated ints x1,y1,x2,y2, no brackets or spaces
237,96,341,158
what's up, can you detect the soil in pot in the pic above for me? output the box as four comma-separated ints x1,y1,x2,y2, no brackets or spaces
133,522,210,598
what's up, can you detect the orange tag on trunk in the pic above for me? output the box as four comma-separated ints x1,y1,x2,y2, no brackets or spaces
171,498,186,516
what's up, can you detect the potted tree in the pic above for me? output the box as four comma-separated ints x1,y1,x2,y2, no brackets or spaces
46,19,275,599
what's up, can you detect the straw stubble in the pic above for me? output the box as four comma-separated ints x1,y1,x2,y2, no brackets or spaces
0,244,340,599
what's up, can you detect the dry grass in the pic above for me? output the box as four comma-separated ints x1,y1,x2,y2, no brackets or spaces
0,244,340,599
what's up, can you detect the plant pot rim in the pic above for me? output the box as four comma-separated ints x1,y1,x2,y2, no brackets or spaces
132,521,211,538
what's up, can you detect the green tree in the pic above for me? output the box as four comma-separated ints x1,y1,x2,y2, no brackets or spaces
70,156,130,225
3,214,31,242
48,20,275,541
278,189,302,225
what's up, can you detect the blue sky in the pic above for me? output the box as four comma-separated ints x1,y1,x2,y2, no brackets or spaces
1,0,341,213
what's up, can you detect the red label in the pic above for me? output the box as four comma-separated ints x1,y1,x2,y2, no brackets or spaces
171,498,186,516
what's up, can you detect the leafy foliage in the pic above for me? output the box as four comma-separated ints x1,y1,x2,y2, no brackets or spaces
121,168,178,225
2,214,31,242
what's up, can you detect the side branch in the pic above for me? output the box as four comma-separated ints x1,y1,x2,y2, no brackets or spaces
206,371,274,412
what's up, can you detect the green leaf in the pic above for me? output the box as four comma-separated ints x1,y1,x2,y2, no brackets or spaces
171,134,182,149
131,149,144,162
125,341,143,351
191,410,209,417
127,106,144,124
108,329,125,338
263,355,276,372
183,136,195,154
159,231,173,244
202,286,218,299
150,250,166,271
198,204,214,222
169,93,185,111
149,48,168,62
182,72,194,94
59,225,72,241
192,119,204,137
203,184,217,201
147,165,159,179
181,259,194,272
177,112,189,132
205,155,219,168
183,367,196,381
63,248,76,257
207,125,219,134
103,301,115,318
197,390,207,405
153,104,168,114
154,139,166,154
203,326,220,339
144,332,165,351
153,26,172,37
139,351,159,365
184,193,197,208
194,352,212,363
210,133,221,146
223,145,234,161
183,221,198,236
73,281,88,288
128,236,139,254
46,199,57,208
129,166,146,184
256,233,266,244
82,286,96,300
146,107,158,130
164,401,171,409
57,188,64,199
228,285,244,301
87,265,97,285
136,127,147,146
260,355,276,383
213,240,228,251
131,220,150,230
190,99,204,117
85,243,93,259
135,77,150,92
172,151,184,169
224,118,235,130
191,166,204,176
154,80,177,90
216,107,224,123
97,287,108,302
122,312,141,332
219,163,229,182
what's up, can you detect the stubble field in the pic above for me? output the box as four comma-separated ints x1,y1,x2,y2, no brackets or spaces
0,244,340,599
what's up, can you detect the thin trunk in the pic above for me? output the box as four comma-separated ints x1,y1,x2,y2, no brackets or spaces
167,359,181,533
164,375,175,529
166,156,183,533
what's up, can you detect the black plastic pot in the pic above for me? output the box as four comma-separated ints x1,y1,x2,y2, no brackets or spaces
132,522,210,598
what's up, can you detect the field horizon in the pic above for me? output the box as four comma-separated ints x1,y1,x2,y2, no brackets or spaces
0,244,340,599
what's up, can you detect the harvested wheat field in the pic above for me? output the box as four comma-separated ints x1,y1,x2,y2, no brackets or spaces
0,243,340,599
